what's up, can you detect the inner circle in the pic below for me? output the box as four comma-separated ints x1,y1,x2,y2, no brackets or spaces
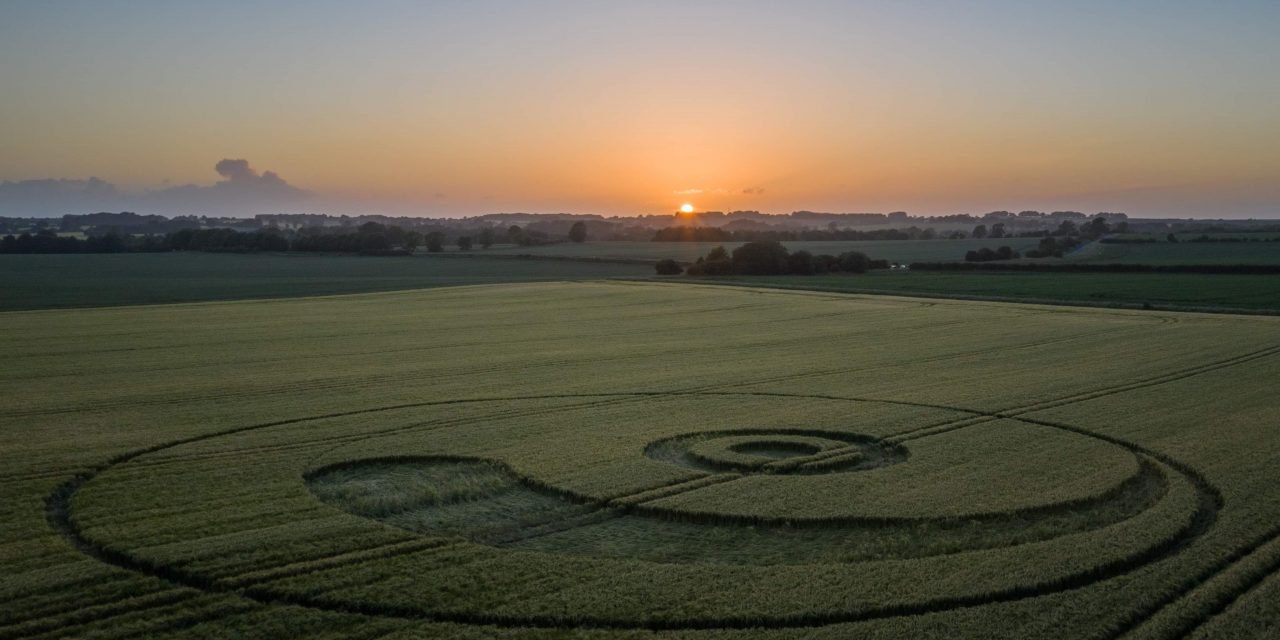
645,428,908,475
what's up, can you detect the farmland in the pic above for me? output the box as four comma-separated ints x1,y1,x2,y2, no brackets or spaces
3,281,1280,638
1065,240,1280,265
0,253,650,311
699,271,1280,314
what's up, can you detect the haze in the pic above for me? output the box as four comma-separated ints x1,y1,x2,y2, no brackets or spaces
2,0,1279,217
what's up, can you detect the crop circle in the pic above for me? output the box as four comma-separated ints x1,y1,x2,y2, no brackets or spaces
48,391,1218,631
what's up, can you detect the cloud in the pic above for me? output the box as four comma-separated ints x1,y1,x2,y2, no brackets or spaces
0,159,310,216
215,158,257,181
0,177,124,216
673,186,767,198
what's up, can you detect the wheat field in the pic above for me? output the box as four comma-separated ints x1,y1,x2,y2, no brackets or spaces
3,281,1280,639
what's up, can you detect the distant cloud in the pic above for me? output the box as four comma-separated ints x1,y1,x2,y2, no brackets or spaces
215,158,257,181
673,186,766,198
0,159,309,217
0,177,123,216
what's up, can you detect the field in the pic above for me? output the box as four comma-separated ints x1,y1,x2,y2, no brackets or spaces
701,271,1280,313
482,239,1042,264
4,281,1280,638
1065,241,1280,265
0,253,650,311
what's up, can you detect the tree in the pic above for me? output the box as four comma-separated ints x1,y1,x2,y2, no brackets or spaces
654,258,683,275
812,254,840,274
972,224,988,239
990,223,1006,239
456,236,473,251
731,240,790,275
568,221,587,243
507,225,523,244
706,245,730,262
1086,217,1110,237
1167,233,1179,243
478,226,495,249
837,251,871,273
425,232,445,253
787,250,815,275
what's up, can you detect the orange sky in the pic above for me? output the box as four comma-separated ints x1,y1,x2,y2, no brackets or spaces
2,2,1279,217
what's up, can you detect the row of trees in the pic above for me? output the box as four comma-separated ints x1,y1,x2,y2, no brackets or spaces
2,220,588,255
965,246,1021,262
653,226,937,243
959,217,1117,262
2,223,420,255
664,241,890,276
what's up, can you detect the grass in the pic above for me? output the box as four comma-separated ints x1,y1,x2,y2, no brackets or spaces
696,270,1280,313
3,281,1280,637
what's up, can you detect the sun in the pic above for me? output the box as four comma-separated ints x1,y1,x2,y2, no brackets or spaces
680,203,695,214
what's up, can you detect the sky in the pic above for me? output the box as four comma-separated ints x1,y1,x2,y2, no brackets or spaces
2,0,1279,218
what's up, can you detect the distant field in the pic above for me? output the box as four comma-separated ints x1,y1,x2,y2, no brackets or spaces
483,239,1042,264
477,237,1280,267
700,271,1280,313
0,252,649,311
1065,240,1280,265
4,282,1280,637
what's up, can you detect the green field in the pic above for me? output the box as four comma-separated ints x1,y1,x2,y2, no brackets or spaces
1065,240,1280,265
702,271,1280,313
0,253,649,311
4,282,1280,638
483,239,1042,264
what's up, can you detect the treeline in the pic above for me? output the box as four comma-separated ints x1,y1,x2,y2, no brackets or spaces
909,262,1280,275
658,241,890,276
1,230,170,254
0,221,587,255
653,226,939,242
1,223,426,255
965,246,1021,262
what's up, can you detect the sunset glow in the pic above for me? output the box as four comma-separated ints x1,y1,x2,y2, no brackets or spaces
2,1,1279,217
680,204,695,214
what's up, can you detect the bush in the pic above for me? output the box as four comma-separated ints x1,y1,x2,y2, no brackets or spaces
654,259,683,275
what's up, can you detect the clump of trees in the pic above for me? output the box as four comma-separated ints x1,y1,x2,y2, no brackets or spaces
683,241,888,276
965,246,1020,262
654,258,683,275
1024,236,1083,258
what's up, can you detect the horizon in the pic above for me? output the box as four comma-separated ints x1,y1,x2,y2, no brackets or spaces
3,1,1279,219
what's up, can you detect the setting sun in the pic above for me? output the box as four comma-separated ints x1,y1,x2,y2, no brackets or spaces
680,203,695,214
